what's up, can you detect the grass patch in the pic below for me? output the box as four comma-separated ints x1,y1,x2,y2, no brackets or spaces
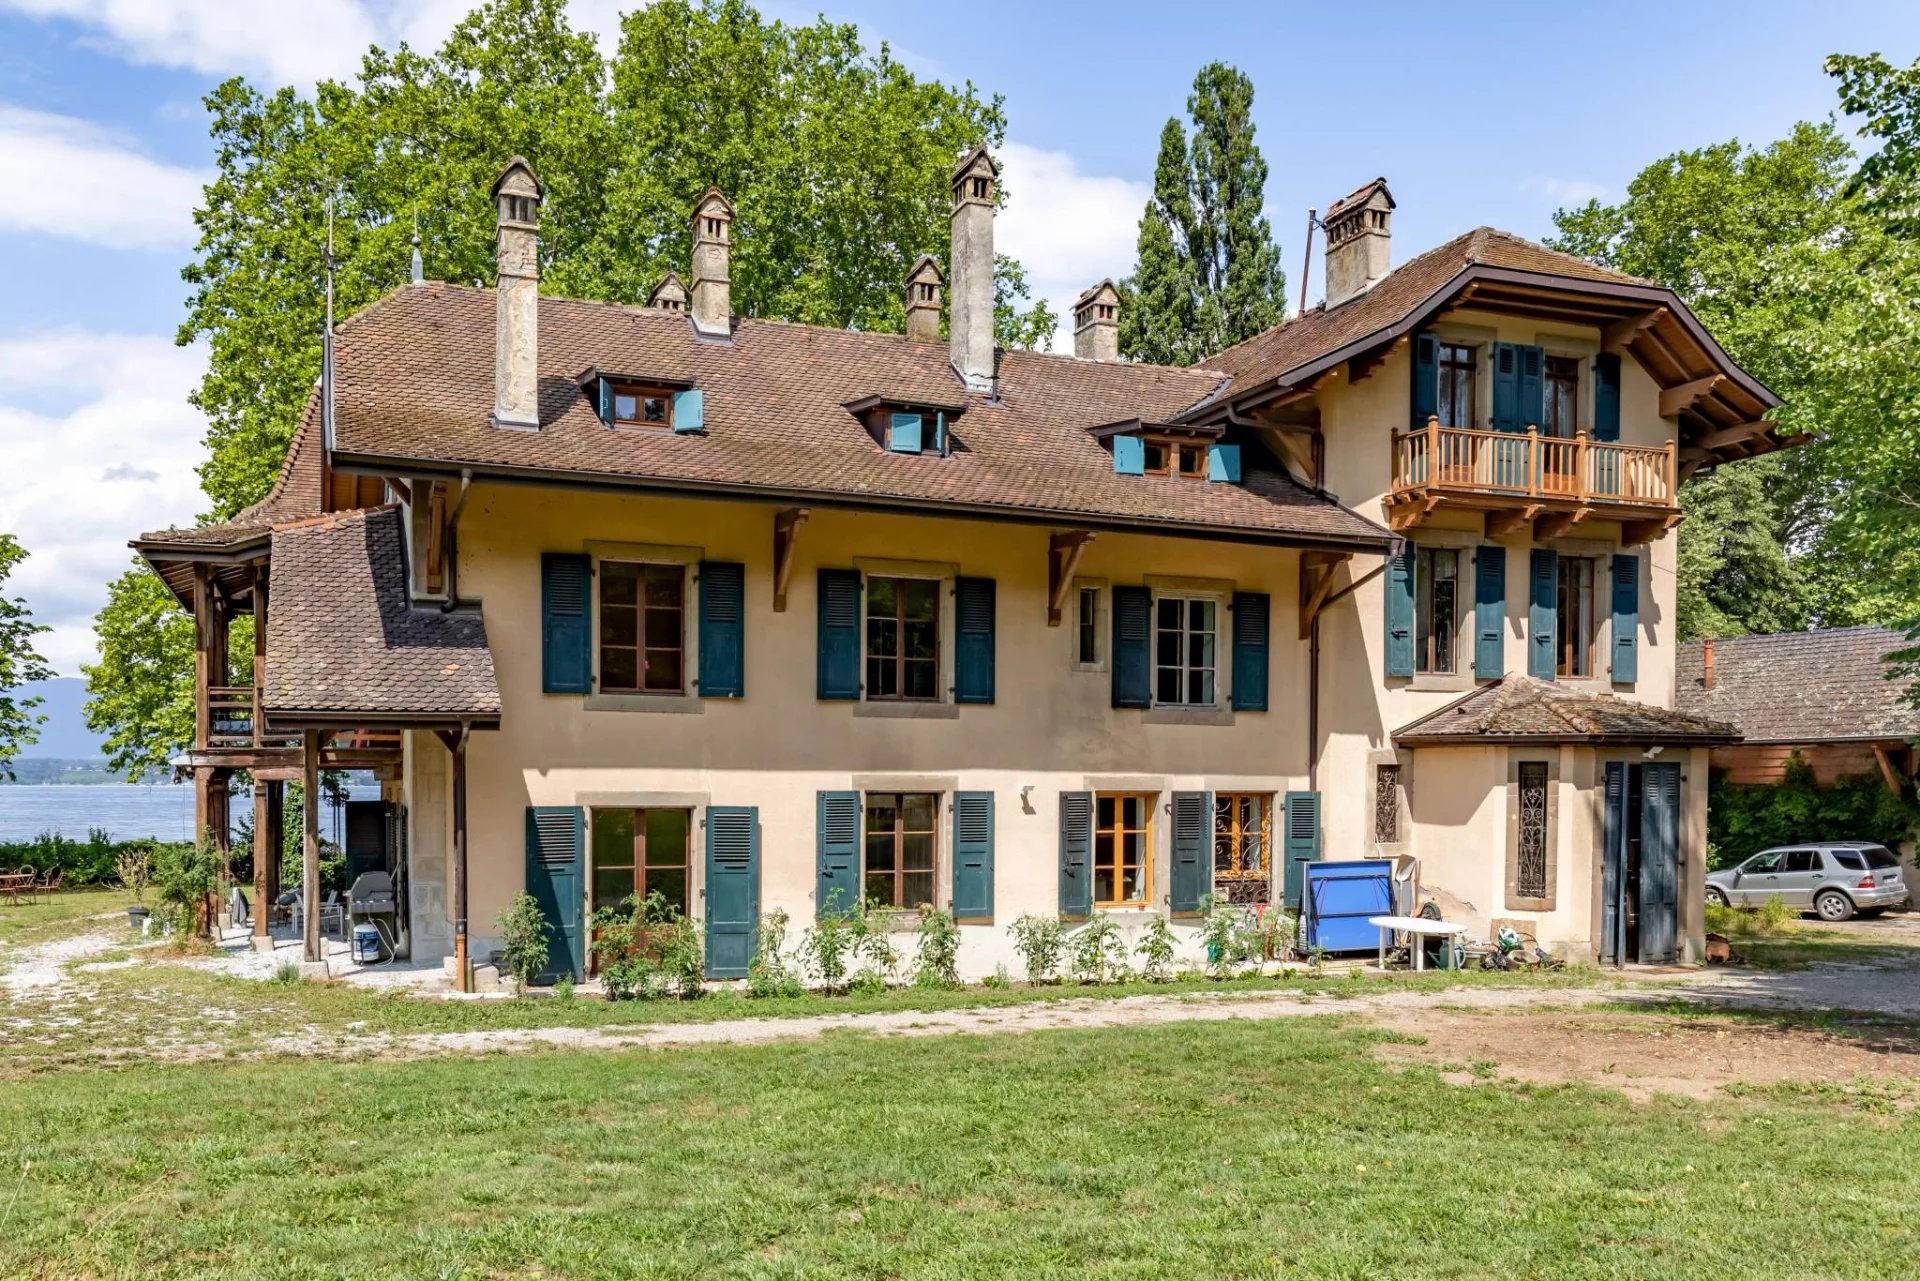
3,1018,1919,1277
0,888,127,949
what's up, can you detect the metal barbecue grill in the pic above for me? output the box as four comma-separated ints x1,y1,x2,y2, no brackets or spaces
347,870,399,963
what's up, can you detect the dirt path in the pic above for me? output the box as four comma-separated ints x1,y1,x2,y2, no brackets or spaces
0,931,120,992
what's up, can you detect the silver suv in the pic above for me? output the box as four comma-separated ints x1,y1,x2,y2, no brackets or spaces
1706,843,1908,922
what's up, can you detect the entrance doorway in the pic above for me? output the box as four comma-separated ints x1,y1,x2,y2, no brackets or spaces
1602,761,1681,965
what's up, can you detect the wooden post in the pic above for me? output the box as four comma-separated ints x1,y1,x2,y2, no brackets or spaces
1574,430,1588,501
1425,414,1438,487
1526,425,1539,498
302,728,322,964
250,560,270,946
450,728,470,992
1665,438,1678,501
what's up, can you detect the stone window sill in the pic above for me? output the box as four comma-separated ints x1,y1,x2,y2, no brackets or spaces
585,692,704,715
1410,673,1474,694
854,700,960,720
1142,705,1234,727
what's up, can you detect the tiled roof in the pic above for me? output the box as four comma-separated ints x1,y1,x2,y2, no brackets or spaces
1677,628,1920,744
137,407,328,550
264,507,499,722
1394,675,1740,745
322,283,1390,549
1197,227,1654,400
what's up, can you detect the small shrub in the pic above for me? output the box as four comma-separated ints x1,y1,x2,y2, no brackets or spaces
1009,913,1065,985
911,907,962,989
152,832,222,938
553,975,576,1002
495,892,551,992
848,970,888,996
1259,909,1299,962
1068,913,1128,984
748,908,805,998
1704,901,1741,936
801,895,858,990
1755,894,1797,935
982,964,1011,989
1198,895,1256,978
115,847,152,905
592,892,703,1000
847,901,899,990
272,960,301,985
1135,913,1177,981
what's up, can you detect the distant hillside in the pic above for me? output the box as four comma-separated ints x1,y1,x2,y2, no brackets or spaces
8,678,105,759
3,758,121,785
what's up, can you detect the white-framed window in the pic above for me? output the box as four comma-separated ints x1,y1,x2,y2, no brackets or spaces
1154,595,1218,706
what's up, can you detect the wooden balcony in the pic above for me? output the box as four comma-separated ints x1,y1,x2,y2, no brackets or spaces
184,685,400,777
1387,417,1681,543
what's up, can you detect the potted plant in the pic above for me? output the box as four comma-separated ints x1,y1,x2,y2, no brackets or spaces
117,846,152,931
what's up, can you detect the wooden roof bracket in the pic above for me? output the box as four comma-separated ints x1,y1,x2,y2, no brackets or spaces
1298,551,1351,639
1048,530,1095,626
1659,374,1726,418
1601,310,1662,354
773,507,810,612
1484,503,1541,539
1693,419,1777,452
1533,507,1592,543
1873,744,1906,794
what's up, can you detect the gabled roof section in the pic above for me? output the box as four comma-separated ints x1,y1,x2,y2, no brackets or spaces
1394,675,1740,745
322,283,1391,551
264,507,499,726
1677,628,1920,745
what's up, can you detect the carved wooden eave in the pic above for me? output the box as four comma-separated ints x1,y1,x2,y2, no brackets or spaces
773,507,809,612
1047,531,1095,626
1298,551,1351,638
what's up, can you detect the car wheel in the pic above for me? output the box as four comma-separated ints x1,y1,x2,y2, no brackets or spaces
1705,887,1729,908
1815,889,1855,923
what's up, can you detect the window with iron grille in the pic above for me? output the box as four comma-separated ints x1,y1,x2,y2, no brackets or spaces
1517,762,1549,899
1212,793,1271,905
1374,765,1400,845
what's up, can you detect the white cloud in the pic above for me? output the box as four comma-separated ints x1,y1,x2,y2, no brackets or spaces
0,105,206,250
1523,177,1612,209
0,330,209,675
994,140,1148,353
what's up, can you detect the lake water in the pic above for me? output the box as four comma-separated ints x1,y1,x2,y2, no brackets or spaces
0,783,379,844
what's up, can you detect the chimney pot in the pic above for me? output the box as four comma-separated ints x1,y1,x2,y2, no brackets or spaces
649,272,688,313
490,155,543,430
1072,280,1121,361
949,144,998,391
689,188,735,337
1703,636,1716,689
905,255,944,343
1322,177,1394,308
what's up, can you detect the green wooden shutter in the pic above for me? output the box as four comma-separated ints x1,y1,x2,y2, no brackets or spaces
541,553,592,694
698,560,745,698
704,806,759,978
951,791,994,922
595,378,613,425
954,576,996,704
1516,344,1544,430
1491,342,1520,432
1528,548,1557,680
1169,791,1210,916
1230,591,1269,711
1601,762,1628,965
523,806,584,983
1281,791,1321,909
1207,443,1242,483
816,568,862,700
1113,435,1145,475
1058,792,1093,917
1611,553,1640,684
1410,331,1439,427
1384,544,1414,678
888,411,922,453
932,411,947,455
1593,352,1621,442
1639,764,1681,964
1474,545,1506,680
1111,585,1151,708
815,791,861,919
672,388,703,433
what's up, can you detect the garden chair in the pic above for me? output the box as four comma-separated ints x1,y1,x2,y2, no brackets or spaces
37,867,61,896
291,891,345,938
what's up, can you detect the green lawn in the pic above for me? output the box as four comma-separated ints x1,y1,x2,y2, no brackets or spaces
2,1018,1917,1279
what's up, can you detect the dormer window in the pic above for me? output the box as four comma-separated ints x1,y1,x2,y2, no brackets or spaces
587,373,705,434
611,383,674,429
844,395,959,456
1103,420,1242,484
1142,435,1207,479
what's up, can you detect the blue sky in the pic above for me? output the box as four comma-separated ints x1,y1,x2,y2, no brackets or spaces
0,0,1914,678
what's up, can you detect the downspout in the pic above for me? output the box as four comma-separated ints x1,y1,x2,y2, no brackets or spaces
440,469,474,613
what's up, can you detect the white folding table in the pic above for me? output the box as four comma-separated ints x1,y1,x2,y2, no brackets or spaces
1367,914,1468,971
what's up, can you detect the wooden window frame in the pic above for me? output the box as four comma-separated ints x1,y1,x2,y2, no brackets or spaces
1543,355,1580,439
1140,434,1208,479
864,575,942,702
1076,585,1100,666
598,561,687,694
1414,546,1460,676
588,806,693,918
1212,792,1272,905
1093,792,1154,909
1556,556,1597,678
1153,593,1219,707
1438,343,1477,429
862,791,940,910
608,382,677,430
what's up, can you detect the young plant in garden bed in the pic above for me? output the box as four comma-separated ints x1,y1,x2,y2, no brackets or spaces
911,907,961,989
591,890,703,1000
748,908,805,998
1135,913,1177,981
495,892,550,993
1068,913,1129,984
1009,913,1065,985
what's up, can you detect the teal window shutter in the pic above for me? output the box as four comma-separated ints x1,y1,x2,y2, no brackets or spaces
816,568,862,700
1410,331,1439,428
524,806,585,983
1110,585,1151,708
1281,791,1321,909
1491,342,1520,432
1383,544,1414,677
953,576,995,704
951,791,995,922
1593,352,1621,442
1207,443,1242,483
888,411,922,454
932,411,947,455
1169,792,1210,915
704,806,760,978
1528,548,1558,680
1113,435,1145,475
1230,591,1269,711
697,560,745,698
672,387,704,434
595,378,613,426
1516,345,1544,429
815,791,861,919
1058,792,1093,918
1611,553,1640,684
540,553,592,694
1474,545,1506,680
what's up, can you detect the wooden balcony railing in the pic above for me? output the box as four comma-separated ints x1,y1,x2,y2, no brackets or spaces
1391,418,1677,508
203,685,300,751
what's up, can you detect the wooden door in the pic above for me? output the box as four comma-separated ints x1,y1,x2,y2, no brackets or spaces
1638,764,1680,964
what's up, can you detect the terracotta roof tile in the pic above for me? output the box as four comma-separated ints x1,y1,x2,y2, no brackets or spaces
1677,628,1920,744
1394,675,1740,744
137,404,328,549
264,507,499,721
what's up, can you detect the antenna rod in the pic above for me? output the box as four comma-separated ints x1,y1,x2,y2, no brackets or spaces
1298,207,1316,316
323,192,337,450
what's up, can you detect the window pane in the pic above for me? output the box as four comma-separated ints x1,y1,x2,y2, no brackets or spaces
1189,668,1214,705
643,608,680,649
645,866,688,915
1156,669,1182,703
904,618,937,659
867,794,899,833
602,648,637,690
902,832,935,872
1156,628,1181,667
865,834,897,873
645,809,689,867
1097,796,1115,827
645,650,681,692
867,577,896,617
1077,588,1098,663
867,657,897,699
1156,598,1181,628
645,567,683,607
902,579,938,621
613,393,639,422
593,865,636,912
642,396,668,424
868,617,898,659
904,659,937,700
603,563,638,606
865,871,895,904
903,872,935,908
1093,865,1117,903
903,793,936,830
592,809,636,867
1122,796,1146,829
602,605,637,648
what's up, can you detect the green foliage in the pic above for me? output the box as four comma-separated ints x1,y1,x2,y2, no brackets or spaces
1067,913,1128,985
115,846,152,905
272,959,303,984
1120,62,1286,365
747,908,805,998
1707,756,1920,869
1199,894,1265,978
800,898,857,990
1827,52,1920,239
1008,913,1065,985
0,534,54,778
910,907,961,990
590,891,704,1000
1134,913,1177,981
82,563,234,782
151,832,222,937
494,892,551,990
0,829,137,886
844,902,899,991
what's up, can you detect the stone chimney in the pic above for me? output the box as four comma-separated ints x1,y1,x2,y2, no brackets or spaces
1703,636,1716,689
689,188,735,337
490,156,543,431
1322,177,1394,308
1072,280,1121,361
949,144,998,391
905,255,944,343
649,272,688,312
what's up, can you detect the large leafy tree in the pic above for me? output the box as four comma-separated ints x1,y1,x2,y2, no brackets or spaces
0,534,54,779
1120,63,1286,365
91,0,1054,769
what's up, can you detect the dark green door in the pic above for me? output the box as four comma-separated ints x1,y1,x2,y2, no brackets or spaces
1639,764,1680,964
1600,763,1627,966
705,807,760,979
524,807,584,983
